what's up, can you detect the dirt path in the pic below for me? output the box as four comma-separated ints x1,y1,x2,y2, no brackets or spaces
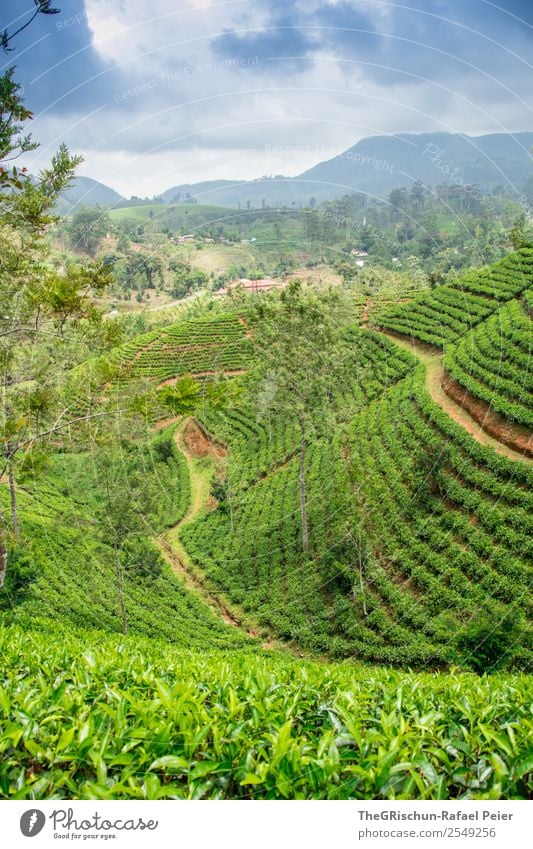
380,330,533,466
158,369,246,388
152,418,318,656
157,418,261,635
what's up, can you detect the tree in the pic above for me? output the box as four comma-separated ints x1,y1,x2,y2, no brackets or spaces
67,205,111,255
456,613,521,673
249,281,353,552
1,2,60,53
303,209,322,248
388,187,408,220
0,61,111,589
508,214,531,250
92,441,165,635
411,180,426,211
168,259,208,299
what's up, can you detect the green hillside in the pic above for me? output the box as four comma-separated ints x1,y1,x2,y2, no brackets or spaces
2,255,532,801
444,294,532,430
183,351,532,665
109,203,232,225
0,427,250,651
109,313,250,381
376,248,533,347
3,8,533,809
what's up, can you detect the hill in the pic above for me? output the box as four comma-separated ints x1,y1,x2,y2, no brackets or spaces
299,132,533,200
57,176,124,215
157,132,533,208
375,248,533,346
444,293,532,434
1,259,532,800
375,247,533,455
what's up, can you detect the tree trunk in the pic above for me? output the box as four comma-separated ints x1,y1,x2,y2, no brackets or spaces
0,503,7,590
8,461,18,538
115,555,128,635
358,544,367,617
0,540,7,589
299,438,309,553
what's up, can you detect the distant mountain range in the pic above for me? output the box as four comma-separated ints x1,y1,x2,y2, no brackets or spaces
56,176,124,215
62,132,533,212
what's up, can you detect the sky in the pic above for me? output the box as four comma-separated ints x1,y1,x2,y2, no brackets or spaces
2,0,533,197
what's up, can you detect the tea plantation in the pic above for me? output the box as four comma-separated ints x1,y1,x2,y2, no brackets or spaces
444,293,532,429
1,626,532,800
2,253,532,800
376,247,533,347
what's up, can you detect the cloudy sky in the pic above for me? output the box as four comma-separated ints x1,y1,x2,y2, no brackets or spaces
2,0,533,197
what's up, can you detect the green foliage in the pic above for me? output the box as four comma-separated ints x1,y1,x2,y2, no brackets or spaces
0,543,39,599
158,377,201,415
0,69,36,173
377,248,533,346
183,329,434,662
1,625,532,800
457,615,523,674
0,428,250,649
67,206,111,255
108,313,250,382
120,536,164,579
169,259,208,298
508,215,532,251
346,365,532,666
444,294,532,428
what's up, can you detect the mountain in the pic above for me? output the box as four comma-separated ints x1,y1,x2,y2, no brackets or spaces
158,180,238,204
159,132,533,208
57,176,124,215
299,131,533,198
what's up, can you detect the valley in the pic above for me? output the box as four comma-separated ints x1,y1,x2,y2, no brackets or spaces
1,246,532,799
1,14,532,805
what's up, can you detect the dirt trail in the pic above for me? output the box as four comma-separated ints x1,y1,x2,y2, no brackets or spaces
157,369,246,387
380,330,533,466
157,418,260,635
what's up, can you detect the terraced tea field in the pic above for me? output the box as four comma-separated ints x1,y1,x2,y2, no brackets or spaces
2,251,532,801
109,313,250,381
376,247,533,347
444,294,532,430
0,427,250,650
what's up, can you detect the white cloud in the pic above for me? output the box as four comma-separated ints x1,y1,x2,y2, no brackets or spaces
21,0,533,196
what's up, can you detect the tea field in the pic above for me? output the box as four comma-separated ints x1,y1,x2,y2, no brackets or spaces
0,427,250,650
376,247,533,347
444,293,532,429
2,251,532,801
1,625,532,800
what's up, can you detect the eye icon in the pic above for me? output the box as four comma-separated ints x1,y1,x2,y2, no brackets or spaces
20,809,46,837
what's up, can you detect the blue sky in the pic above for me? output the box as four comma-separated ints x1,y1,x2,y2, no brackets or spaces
2,0,532,196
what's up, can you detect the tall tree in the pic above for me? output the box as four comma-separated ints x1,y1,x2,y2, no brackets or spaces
249,281,353,552
67,205,111,255
0,63,110,588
